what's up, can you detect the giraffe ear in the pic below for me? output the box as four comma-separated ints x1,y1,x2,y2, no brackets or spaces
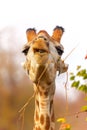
52,26,64,42
26,28,37,42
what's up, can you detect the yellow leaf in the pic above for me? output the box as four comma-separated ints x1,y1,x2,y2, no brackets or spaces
60,123,71,130
85,117,87,121
57,117,66,123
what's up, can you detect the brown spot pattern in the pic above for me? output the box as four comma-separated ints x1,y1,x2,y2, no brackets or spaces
41,102,45,107
35,110,39,121
47,81,52,85
36,127,38,130
35,126,41,130
36,100,39,107
44,91,48,97
50,100,53,113
40,114,44,125
51,127,54,130
51,111,55,122
40,91,43,96
45,114,50,130
37,126,41,130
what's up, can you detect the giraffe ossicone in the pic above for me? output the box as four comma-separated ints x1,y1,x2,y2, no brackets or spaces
22,26,68,130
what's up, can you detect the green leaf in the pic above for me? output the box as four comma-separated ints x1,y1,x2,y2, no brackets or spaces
83,73,87,79
76,65,81,70
69,72,74,76
65,128,71,130
81,105,87,112
85,117,87,121
84,96,87,101
70,75,75,80
71,81,80,88
78,85,87,93
77,69,86,77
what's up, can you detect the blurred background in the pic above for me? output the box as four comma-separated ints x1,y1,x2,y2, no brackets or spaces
0,21,87,130
0,0,87,130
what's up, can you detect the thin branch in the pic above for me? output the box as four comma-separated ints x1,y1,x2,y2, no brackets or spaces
64,71,69,115
63,44,79,61
18,92,35,113
18,92,35,130
57,109,87,119
66,110,87,118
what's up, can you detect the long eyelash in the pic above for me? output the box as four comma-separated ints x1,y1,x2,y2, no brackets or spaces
22,46,30,55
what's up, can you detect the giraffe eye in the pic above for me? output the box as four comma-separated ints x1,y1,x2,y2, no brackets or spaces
55,46,64,56
22,44,30,55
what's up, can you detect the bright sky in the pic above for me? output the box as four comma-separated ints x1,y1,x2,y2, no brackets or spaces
0,0,87,101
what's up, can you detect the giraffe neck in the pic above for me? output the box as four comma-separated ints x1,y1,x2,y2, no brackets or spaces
33,84,55,130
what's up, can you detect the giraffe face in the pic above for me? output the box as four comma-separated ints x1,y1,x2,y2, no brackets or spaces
22,27,65,83
31,36,49,65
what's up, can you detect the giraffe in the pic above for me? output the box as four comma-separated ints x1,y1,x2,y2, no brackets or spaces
22,26,68,130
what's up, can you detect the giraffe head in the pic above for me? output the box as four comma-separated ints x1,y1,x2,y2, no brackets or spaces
22,26,67,83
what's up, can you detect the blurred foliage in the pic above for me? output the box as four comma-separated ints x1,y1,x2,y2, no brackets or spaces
57,118,66,123
70,65,87,93
57,118,71,130
70,64,87,126
0,27,34,130
59,123,71,130
81,106,87,112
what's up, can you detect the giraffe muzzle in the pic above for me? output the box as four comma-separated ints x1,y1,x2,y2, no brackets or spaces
33,48,48,53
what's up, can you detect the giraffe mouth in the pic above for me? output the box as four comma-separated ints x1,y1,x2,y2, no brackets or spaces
33,48,48,54
33,47,49,64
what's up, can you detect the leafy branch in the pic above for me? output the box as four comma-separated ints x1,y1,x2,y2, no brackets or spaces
70,65,87,93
